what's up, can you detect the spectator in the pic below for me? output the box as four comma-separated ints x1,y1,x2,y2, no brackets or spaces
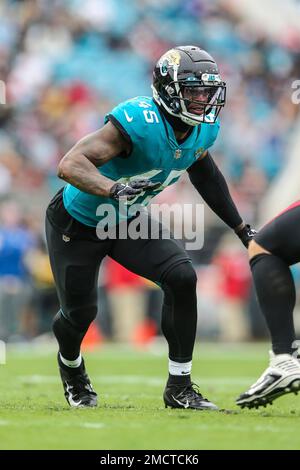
0,201,36,341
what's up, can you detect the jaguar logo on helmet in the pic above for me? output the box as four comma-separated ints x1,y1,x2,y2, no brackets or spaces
158,49,181,77
152,45,226,126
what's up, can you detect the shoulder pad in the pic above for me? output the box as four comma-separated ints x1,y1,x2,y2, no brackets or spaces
104,96,160,142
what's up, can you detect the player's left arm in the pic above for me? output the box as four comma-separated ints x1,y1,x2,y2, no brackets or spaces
187,150,256,247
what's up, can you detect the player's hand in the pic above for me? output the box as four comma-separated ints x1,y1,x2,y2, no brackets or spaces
109,179,161,201
235,223,257,248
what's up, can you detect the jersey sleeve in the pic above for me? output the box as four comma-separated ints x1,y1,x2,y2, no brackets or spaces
104,98,149,151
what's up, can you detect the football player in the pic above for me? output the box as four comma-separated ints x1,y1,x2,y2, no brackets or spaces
45,45,255,409
236,202,300,409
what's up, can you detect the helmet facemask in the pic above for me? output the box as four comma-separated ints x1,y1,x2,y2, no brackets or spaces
179,81,226,124
160,76,226,126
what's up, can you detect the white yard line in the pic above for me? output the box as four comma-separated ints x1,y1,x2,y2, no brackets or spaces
187,424,284,433
0,418,285,434
0,420,10,426
81,423,106,429
18,374,256,387
7,342,270,361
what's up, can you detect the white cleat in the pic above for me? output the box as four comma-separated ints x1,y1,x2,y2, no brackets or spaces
236,351,300,409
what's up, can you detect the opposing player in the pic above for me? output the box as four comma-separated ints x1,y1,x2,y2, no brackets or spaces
236,202,300,409
45,45,255,410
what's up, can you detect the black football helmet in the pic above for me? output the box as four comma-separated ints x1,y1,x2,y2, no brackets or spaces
152,45,226,126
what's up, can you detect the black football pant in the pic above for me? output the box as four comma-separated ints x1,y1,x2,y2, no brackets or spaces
255,201,300,265
250,202,300,355
45,188,197,363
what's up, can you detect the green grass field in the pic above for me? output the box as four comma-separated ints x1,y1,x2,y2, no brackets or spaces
0,342,300,450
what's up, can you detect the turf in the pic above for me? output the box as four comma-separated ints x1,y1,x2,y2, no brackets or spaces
0,342,299,450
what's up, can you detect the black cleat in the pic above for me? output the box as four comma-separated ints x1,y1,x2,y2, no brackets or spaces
163,382,218,410
57,354,98,408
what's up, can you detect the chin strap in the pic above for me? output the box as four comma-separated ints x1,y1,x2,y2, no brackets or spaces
153,85,195,131
158,104,193,133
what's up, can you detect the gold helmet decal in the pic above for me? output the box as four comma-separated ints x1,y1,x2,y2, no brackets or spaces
159,49,181,76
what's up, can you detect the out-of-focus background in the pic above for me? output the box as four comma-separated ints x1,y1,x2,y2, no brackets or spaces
1,0,300,347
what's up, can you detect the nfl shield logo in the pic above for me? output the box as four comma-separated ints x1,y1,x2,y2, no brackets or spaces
194,147,204,159
174,149,182,159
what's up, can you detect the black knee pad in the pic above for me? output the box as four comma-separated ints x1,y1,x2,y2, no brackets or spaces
68,305,98,330
249,253,270,269
53,305,97,335
162,262,197,294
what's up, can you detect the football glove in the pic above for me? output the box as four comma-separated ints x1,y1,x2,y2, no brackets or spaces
235,224,257,248
109,179,161,201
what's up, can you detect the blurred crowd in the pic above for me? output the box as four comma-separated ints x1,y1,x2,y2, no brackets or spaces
0,0,300,344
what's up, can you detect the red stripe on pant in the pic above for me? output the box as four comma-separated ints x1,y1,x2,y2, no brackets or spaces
263,200,300,228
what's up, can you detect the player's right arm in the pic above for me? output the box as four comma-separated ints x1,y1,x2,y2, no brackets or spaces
57,121,129,197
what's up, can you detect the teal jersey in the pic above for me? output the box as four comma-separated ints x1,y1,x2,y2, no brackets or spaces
63,96,220,227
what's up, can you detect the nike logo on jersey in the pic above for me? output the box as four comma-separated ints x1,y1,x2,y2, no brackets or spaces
124,110,133,122
171,395,190,408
